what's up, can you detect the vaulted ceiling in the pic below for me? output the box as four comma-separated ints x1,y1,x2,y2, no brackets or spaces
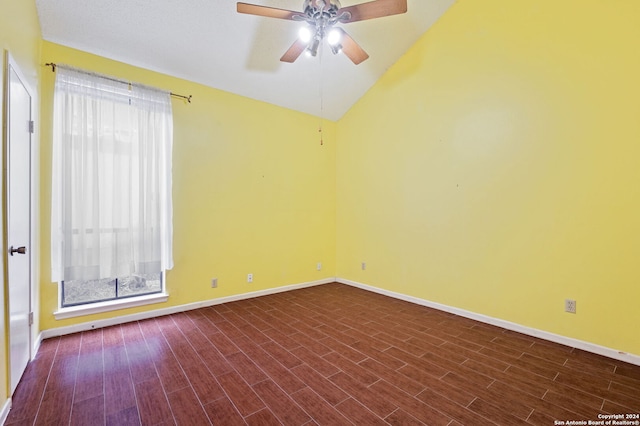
36,0,455,120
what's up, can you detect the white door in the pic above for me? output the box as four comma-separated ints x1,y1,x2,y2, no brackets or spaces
5,55,33,394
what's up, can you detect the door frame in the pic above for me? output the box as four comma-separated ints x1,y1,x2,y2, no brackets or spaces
2,50,36,394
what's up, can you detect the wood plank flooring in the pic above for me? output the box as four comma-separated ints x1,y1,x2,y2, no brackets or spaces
6,283,640,425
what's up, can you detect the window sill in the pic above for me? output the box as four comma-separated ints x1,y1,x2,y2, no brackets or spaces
54,293,169,320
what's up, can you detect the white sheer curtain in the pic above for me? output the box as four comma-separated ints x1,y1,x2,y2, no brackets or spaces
51,65,173,283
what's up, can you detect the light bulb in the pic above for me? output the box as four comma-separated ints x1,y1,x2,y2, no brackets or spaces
299,26,312,43
327,28,341,46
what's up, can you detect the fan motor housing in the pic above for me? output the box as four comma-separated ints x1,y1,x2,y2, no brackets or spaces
303,0,341,19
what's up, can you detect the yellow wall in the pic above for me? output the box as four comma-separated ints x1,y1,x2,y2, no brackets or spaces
1,0,41,405
337,0,640,355
39,41,336,330
0,0,41,82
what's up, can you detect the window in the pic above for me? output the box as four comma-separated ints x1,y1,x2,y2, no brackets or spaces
51,65,173,308
61,273,162,307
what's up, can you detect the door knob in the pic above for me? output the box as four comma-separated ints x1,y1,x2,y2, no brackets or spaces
9,246,26,256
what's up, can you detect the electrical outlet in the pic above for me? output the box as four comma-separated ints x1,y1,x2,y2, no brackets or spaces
317,262,322,271
211,278,218,288
247,273,253,283
565,299,576,314
361,262,366,270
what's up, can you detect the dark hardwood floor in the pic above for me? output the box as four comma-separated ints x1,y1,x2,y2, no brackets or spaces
6,283,640,425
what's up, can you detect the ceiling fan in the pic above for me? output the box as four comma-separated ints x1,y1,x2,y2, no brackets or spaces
237,0,408,65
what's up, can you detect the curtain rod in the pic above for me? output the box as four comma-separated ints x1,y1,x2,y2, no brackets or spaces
45,62,192,104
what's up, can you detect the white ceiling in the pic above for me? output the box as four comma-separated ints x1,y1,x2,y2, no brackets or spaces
36,0,455,121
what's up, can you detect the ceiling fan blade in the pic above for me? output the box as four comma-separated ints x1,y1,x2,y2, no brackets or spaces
339,0,407,23
280,39,307,63
336,28,369,65
237,2,302,20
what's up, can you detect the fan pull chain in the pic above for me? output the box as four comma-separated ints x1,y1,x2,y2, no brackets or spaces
319,44,324,146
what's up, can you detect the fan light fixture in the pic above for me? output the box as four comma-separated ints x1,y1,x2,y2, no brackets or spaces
297,1,346,58
306,38,321,57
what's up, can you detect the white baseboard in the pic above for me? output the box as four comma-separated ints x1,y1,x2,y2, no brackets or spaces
0,398,11,425
337,278,640,367
40,277,335,340
32,332,43,361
